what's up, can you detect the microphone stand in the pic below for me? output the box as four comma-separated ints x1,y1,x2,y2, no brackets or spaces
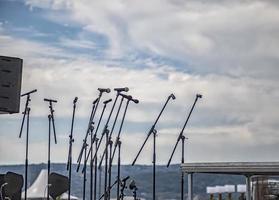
132,187,138,200
129,181,138,200
166,94,202,200
91,92,119,164
94,138,99,200
104,122,109,200
44,98,58,200
92,88,129,166
97,96,125,200
103,95,125,200
88,97,111,200
77,88,110,173
116,140,121,200
82,99,112,200
98,96,124,169
76,98,98,172
66,97,78,200
90,94,120,200
98,88,129,169
120,176,130,200
19,89,37,200
91,88,129,200
131,94,175,200
90,100,109,200
99,179,118,200
77,89,110,200
83,145,87,200
109,95,138,199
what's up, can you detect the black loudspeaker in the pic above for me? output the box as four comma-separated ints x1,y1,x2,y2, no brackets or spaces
0,56,23,114
4,172,23,198
0,174,6,200
0,172,23,200
49,172,69,199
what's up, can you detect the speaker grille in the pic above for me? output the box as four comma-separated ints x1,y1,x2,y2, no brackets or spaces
0,56,23,114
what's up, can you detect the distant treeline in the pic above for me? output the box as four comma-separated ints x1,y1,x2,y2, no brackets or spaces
0,163,245,200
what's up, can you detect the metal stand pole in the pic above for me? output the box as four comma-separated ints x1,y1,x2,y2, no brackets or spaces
91,133,94,200
24,107,30,200
19,89,37,200
181,135,185,200
76,98,98,172
104,129,109,200
166,94,202,200
116,141,121,200
107,95,138,199
83,99,112,173
132,94,175,200
67,97,78,200
107,138,113,200
83,146,87,200
87,99,111,200
47,115,51,200
98,163,102,200
91,92,120,168
152,129,157,200
94,138,99,200
98,96,124,167
44,98,57,200
77,88,110,173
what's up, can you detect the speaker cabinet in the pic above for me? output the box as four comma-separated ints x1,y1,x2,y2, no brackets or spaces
0,56,23,114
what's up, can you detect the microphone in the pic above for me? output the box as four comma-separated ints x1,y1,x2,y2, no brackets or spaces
44,98,57,103
119,93,139,103
122,176,130,182
196,94,202,98
114,87,129,92
103,99,112,104
93,98,99,104
129,180,137,190
119,93,130,99
21,89,37,97
98,88,110,93
169,93,176,100
131,98,139,104
73,97,78,103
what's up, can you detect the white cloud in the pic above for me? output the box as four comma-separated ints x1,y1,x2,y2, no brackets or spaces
24,0,279,78
59,37,97,49
1,0,279,164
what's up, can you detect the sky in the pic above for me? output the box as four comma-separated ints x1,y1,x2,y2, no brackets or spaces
0,0,279,165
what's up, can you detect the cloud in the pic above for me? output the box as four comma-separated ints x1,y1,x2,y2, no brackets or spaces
24,0,279,78
1,0,279,164
1,29,279,162
59,37,97,50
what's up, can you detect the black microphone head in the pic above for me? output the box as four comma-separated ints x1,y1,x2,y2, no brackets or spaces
93,98,99,104
98,88,111,93
132,98,139,104
170,93,176,100
119,93,130,99
44,98,58,103
129,180,136,190
103,99,112,104
21,89,37,97
73,97,78,103
197,94,202,98
114,87,129,92
122,176,130,182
